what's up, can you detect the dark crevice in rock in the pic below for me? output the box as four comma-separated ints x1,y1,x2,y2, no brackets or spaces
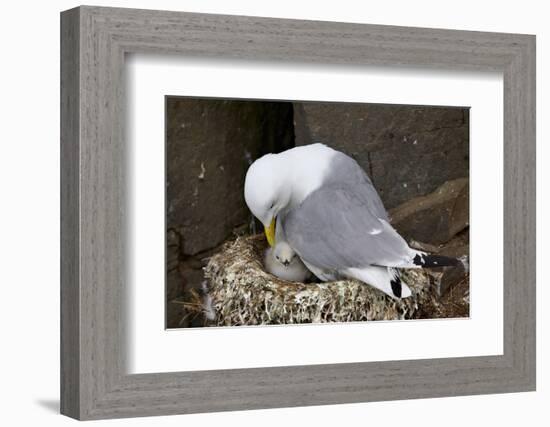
165,98,297,328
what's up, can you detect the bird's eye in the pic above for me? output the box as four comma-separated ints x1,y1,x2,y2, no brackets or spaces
269,202,275,209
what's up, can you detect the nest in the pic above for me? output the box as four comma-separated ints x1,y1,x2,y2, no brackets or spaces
199,234,442,326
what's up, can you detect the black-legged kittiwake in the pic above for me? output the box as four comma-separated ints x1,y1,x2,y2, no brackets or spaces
264,240,312,282
244,143,459,299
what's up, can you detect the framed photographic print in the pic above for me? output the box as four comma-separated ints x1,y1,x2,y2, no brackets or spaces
61,5,535,420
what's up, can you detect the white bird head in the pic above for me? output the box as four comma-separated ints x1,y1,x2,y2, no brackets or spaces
272,241,296,267
244,154,291,246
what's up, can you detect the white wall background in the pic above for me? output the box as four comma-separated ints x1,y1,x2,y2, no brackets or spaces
0,0,546,425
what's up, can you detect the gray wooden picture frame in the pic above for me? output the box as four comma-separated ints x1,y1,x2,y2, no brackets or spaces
60,5,536,420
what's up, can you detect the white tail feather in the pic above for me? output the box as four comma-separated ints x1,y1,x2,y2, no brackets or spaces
345,266,411,299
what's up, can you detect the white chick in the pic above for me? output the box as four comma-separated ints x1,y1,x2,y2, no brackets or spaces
264,241,311,282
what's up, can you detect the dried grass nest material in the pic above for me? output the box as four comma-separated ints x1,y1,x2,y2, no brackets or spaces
202,234,442,326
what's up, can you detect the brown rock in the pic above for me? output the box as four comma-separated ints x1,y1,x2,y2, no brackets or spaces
430,265,468,297
412,229,469,305
166,229,180,271
165,228,183,327
438,228,469,259
389,178,469,245
293,102,469,209
166,269,185,327
166,98,294,256
434,230,469,297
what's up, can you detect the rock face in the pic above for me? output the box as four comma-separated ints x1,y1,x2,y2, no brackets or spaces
389,177,469,245
167,98,294,256
165,98,294,327
293,102,469,209
433,228,469,299
166,229,184,327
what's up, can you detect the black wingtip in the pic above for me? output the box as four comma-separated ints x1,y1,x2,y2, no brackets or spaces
390,276,402,298
413,253,459,268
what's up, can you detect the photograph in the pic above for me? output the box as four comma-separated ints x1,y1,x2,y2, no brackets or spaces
166,97,470,328
51,3,536,422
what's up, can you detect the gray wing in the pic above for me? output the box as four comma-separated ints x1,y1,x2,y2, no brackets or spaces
322,152,389,221
283,184,412,270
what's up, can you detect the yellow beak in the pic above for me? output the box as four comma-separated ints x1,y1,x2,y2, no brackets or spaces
264,217,276,247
